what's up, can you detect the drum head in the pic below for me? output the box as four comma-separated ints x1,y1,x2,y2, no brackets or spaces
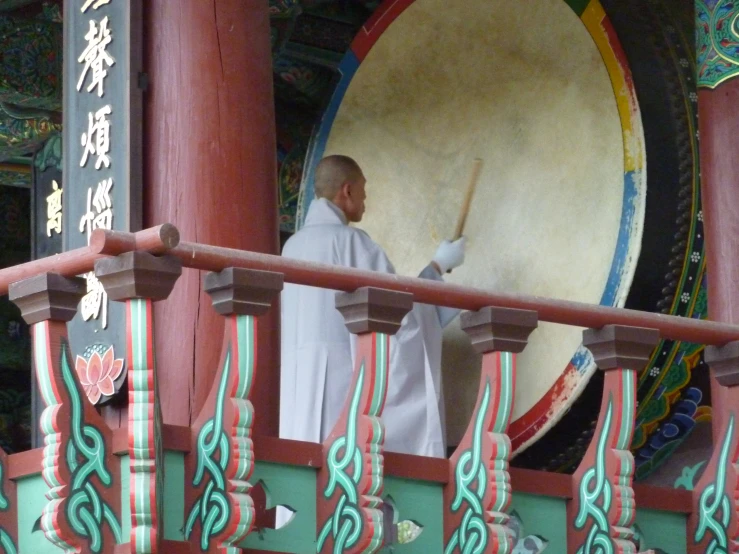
300,0,645,453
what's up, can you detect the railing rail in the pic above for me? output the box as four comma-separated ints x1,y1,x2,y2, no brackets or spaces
162,239,736,346
1,225,733,346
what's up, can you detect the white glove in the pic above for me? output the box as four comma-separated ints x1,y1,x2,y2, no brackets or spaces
432,237,466,273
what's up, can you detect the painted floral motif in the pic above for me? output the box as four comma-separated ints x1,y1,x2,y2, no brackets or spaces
75,344,124,404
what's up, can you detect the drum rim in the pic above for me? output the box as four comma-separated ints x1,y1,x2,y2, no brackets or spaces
297,0,647,453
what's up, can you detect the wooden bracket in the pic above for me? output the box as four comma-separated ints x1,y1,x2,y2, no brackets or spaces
96,252,182,553
9,273,122,553
316,287,412,553
184,268,282,552
568,325,659,554
443,307,537,554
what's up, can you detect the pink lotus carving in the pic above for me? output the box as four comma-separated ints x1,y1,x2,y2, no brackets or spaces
75,346,124,404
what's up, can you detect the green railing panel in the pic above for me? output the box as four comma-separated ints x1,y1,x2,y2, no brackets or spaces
381,476,443,552
17,475,63,553
163,452,186,542
241,461,318,553
634,508,687,553
510,492,568,552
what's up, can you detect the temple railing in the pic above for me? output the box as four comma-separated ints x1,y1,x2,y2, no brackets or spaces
0,224,735,553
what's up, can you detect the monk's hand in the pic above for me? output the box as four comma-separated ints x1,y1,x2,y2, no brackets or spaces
432,237,466,273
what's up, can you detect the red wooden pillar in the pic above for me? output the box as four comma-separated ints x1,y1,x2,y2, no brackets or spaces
143,1,279,432
688,2,739,551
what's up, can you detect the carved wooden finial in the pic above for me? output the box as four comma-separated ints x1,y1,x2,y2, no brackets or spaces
583,325,660,371
8,273,85,325
204,267,283,316
335,287,413,335
704,340,739,386
95,251,183,302
460,306,538,354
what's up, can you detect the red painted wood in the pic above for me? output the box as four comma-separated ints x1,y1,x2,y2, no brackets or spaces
567,369,637,554
443,351,516,553
143,1,279,432
698,81,739,441
0,449,17,553
0,225,176,296
168,240,739,346
316,333,388,553
32,320,121,553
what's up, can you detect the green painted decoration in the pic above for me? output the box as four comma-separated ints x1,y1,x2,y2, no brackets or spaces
317,333,389,553
574,370,637,554
0,459,16,554
33,322,121,552
185,315,258,552
694,413,735,553
445,351,515,554
697,0,739,88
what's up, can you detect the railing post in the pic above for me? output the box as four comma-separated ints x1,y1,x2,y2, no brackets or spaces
316,287,413,554
95,251,183,553
0,448,17,553
688,341,739,553
183,267,283,552
568,325,659,554
9,273,123,552
443,306,538,554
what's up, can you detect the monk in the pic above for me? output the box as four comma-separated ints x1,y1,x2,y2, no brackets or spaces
279,154,465,459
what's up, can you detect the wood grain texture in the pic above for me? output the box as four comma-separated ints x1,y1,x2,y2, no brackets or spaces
143,0,279,431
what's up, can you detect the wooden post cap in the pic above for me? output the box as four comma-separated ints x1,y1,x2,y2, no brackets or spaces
583,325,660,371
8,273,85,325
204,267,284,316
705,341,739,387
335,287,413,335
95,251,183,302
460,306,538,354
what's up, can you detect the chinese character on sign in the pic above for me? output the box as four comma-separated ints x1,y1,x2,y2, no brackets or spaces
81,271,108,329
46,180,63,237
79,178,113,244
77,16,115,97
81,105,112,169
81,0,112,13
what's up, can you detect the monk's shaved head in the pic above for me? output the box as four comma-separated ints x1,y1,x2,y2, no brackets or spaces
314,155,364,200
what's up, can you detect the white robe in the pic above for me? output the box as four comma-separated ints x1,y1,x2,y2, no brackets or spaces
279,198,457,459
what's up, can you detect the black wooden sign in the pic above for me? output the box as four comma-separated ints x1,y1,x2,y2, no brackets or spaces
62,0,142,406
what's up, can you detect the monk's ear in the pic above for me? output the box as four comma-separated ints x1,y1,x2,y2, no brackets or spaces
340,181,352,198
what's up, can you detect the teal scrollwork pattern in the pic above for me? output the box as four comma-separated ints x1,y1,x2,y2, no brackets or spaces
317,333,388,553
574,395,615,554
185,350,235,550
694,413,735,554
61,343,122,552
0,460,16,554
445,380,495,554
446,351,515,554
317,363,381,553
697,0,739,88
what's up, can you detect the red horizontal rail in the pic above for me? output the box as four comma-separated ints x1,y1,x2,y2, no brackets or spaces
156,240,736,346
0,224,179,295
4,225,734,346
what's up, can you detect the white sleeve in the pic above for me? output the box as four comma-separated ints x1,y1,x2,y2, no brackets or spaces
417,264,460,328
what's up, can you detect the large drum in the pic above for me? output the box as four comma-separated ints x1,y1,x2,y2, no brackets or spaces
299,0,646,453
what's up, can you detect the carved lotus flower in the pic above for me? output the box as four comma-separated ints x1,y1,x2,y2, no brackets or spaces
75,345,124,404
